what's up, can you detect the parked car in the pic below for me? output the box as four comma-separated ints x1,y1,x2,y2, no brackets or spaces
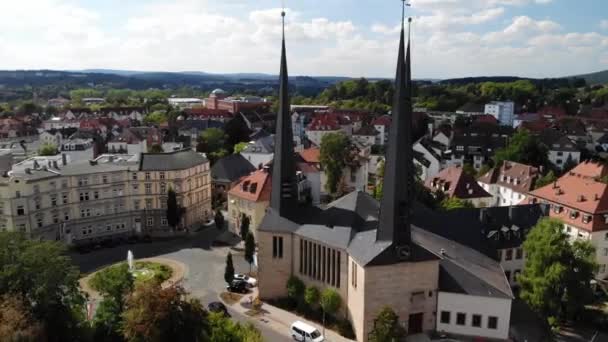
290,321,324,342
207,301,230,317
226,280,248,294
234,273,257,287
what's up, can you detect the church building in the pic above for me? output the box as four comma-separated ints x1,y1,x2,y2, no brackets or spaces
257,6,514,341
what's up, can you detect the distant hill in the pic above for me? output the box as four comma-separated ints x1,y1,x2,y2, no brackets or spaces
570,70,608,85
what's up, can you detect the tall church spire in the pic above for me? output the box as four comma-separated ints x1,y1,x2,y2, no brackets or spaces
377,4,414,249
270,8,297,216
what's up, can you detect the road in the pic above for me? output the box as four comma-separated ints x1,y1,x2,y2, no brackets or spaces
70,228,291,341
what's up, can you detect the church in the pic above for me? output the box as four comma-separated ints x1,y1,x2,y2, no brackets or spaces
257,7,514,342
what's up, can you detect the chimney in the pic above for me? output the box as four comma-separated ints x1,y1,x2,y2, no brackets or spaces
62,153,67,166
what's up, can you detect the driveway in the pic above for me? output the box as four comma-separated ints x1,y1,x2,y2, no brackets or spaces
70,228,291,341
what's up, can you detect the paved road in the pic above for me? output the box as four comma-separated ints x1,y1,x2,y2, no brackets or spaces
70,228,291,341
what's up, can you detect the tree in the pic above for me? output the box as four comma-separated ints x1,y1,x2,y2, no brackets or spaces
320,288,342,335
143,110,167,125
200,128,226,153
0,232,87,341
493,129,549,168
239,214,250,242
122,283,210,342
462,163,476,177
534,170,557,189
244,232,256,273
320,133,350,195
233,142,249,154
286,276,305,302
149,144,164,153
208,312,263,342
166,188,182,230
0,295,46,342
519,218,597,326
368,306,406,342
477,164,492,178
38,143,58,156
89,263,134,306
93,297,124,342
223,117,251,151
224,253,235,285
304,286,320,309
214,209,225,230
440,197,474,210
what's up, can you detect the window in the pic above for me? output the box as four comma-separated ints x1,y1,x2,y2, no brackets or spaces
62,180,68,188
583,215,592,224
160,183,166,194
145,199,153,209
134,200,140,210
145,172,151,180
161,218,168,226
64,212,70,221
505,271,511,281
132,173,138,180
147,217,153,227
52,212,59,223
160,172,165,180
15,191,21,198
515,248,523,260
50,181,56,189
472,314,482,328
557,151,564,157
132,183,139,191
505,249,513,261
488,316,498,329
273,236,283,258
51,195,57,206
33,184,40,193
102,175,108,184
603,248,608,257
440,311,451,324
36,216,43,228
351,261,357,289
79,192,89,202
94,191,99,200
605,232,608,241
17,205,25,216
35,198,41,210
456,313,466,326
62,193,68,204
145,183,152,194
78,178,88,186
570,210,579,219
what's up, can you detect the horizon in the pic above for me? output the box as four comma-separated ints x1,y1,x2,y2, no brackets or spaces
0,1,607,79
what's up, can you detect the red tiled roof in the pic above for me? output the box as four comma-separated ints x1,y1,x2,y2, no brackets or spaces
308,115,340,131
530,175,608,214
228,169,271,202
299,148,320,163
186,108,233,118
372,115,391,127
568,160,608,179
425,166,492,200
473,115,499,125
478,161,539,193
538,106,567,118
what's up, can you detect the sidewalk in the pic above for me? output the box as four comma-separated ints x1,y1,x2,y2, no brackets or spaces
223,288,355,342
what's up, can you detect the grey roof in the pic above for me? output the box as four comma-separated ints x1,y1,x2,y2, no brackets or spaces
269,18,298,218
243,135,274,154
139,150,208,171
59,160,136,176
211,154,255,183
297,225,353,250
538,129,579,152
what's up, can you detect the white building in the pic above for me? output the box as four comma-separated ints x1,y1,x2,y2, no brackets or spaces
478,161,540,207
485,101,514,127
168,98,205,109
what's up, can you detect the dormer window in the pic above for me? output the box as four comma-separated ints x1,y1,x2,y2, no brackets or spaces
554,205,563,214
570,210,579,219
582,215,592,224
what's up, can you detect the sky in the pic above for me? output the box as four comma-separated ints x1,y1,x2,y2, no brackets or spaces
0,0,607,79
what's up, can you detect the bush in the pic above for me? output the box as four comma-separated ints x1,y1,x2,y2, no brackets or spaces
336,319,355,339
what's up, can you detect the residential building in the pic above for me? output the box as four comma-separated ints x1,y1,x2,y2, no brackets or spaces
485,101,515,126
240,135,274,168
425,166,492,207
538,130,581,170
456,103,485,116
185,108,233,123
60,138,96,162
227,168,272,237
305,115,342,146
478,161,540,207
205,89,271,114
529,161,608,279
445,124,511,170
168,98,204,108
0,150,212,244
108,127,163,155
257,19,513,342
352,126,380,146
298,148,322,205
413,138,442,181
211,154,256,202
372,115,391,145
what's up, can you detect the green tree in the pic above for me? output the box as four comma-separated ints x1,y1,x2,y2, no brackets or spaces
493,129,549,168
477,164,492,178
320,288,342,335
244,232,256,273
534,171,557,189
122,283,210,342
0,232,87,341
233,142,249,154
0,295,46,342
208,312,263,342
239,214,250,242
304,286,320,309
286,276,305,302
38,143,58,156
214,209,225,230
320,132,350,195
519,218,597,326
149,144,164,153
166,188,182,230
89,263,134,305
200,128,226,153
368,306,406,342
462,163,476,177
224,252,235,285
93,297,124,342
143,110,167,125
440,197,474,210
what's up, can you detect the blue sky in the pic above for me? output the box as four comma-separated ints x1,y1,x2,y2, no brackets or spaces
0,0,606,78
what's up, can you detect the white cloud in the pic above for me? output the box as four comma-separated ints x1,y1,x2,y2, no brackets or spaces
601,20,608,30
0,0,604,79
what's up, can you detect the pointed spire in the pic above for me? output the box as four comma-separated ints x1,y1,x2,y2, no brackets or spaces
377,5,414,247
270,7,298,216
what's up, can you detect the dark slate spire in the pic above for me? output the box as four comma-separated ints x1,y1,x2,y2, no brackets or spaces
376,8,414,247
270,9,297,216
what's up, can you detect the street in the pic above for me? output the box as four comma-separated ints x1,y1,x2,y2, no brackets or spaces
70,228,291,341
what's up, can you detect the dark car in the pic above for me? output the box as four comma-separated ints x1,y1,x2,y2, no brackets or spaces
226,280,248,294
208,302,230,317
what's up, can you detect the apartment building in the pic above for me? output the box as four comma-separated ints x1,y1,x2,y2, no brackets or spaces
478,161,540,207
0,150,211,245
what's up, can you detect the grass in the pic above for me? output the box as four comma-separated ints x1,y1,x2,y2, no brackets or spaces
89,261,173,292
220,292,243,305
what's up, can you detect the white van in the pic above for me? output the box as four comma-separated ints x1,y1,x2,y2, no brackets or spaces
290,321,325,342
